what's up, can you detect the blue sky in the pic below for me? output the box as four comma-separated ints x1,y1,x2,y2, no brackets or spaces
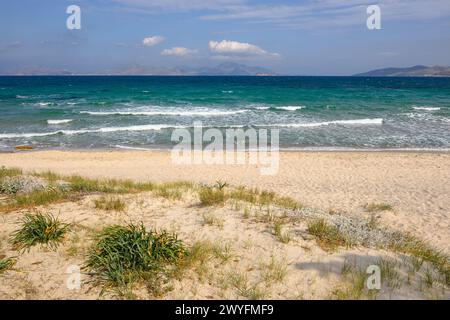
1,0,450,75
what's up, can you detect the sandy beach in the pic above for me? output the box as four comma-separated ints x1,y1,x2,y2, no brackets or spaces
1,150,449,252
0,150,449,300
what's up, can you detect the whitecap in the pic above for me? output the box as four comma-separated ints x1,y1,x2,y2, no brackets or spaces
0,124,182,139
275,106,306,111
259,118,383,128
47,119,73,125
413,106,441,111
80,109,248,116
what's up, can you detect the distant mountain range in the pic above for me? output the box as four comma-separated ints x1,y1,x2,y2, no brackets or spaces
111,63,276,76
354,65,450,77
1,63,276,76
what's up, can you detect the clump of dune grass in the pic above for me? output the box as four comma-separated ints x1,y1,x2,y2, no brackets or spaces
7,188,69,209
0,257,16,274
273,220,292,244
202,212,224,228
388,234,449,286
0,166,22,180
199,186,225,206
225,271,267,300
228,187,302,210
307,218,351,251
10,212,69,251
85,224,186,290
94,196,126,211
332,260,379,300
364,202,393,212
261,257,287,284
155,188,182,200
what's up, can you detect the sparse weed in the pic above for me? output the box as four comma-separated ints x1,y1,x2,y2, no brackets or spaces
202,212,224,229
261,257,287,284
364,202,393,212
378,258,401,290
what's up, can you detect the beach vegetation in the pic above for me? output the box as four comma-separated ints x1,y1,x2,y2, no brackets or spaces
228,187,301,210
10,212,69,251
0,166,22,180
226,271,266,300
94,196,126,211
201,212,224,228
85,224,186,294
273,220,292,244
154,187,183,200
0,257,16,274
307,218,350,251
260,257,287,284
199,186,225,206
364,202,393,212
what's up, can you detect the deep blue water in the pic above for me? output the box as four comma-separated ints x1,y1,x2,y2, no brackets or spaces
0,76,449,150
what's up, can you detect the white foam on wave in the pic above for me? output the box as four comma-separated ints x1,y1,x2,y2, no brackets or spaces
80,109,248,116
47,119,73,125
260,118,384,128
38,102,54,107
275,106,305,111
222,90,233,93
0,124,181,139
16,95,28,99
413,106,441,111
114,145,155,151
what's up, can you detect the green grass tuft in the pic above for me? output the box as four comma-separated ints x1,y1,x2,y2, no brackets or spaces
85,224,186,289
0,166,22,180
0,257,16,273
10,212,69,251
307,218,350,251
199,187,225,206
364,202,393,212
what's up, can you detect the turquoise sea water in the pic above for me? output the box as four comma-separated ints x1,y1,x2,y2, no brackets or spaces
0,76,449,150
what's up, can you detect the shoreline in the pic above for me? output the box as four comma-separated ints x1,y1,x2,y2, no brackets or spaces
2,147,450,154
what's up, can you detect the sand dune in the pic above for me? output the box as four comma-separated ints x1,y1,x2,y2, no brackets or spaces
1,150,448,253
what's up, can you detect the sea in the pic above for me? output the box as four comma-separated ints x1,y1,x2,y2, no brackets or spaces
0,76,449,151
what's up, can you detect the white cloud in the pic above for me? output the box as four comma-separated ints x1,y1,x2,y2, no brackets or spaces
142,36,165,47
209,40,279,58
161,47,198,56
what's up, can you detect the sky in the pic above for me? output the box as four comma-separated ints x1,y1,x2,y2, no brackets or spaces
1,0,450,75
